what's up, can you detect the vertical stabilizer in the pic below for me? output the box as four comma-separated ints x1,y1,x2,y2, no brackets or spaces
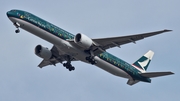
132,50,154,72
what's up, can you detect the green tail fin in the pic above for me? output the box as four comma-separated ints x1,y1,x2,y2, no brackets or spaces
132,50,154,71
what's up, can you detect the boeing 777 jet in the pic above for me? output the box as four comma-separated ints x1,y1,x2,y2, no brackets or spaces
7,9,174,85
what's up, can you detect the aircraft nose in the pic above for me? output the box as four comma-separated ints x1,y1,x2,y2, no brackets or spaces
6,10,15,17
6,11,11,17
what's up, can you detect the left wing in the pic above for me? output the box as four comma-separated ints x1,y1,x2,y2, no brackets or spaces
38,59,61,68
93,29,172,50
38,46,77,68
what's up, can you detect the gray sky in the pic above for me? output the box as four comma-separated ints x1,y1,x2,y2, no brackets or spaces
0,0,179,101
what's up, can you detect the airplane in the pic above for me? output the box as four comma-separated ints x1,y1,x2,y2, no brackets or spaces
6,9,174,85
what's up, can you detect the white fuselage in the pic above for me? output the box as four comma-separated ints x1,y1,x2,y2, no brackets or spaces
9,17,130,79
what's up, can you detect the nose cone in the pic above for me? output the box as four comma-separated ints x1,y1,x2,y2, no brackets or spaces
6,11,10,17
6,11,12,17
7,10,17,17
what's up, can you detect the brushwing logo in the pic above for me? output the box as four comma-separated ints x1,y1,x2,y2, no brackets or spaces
138,58,150,71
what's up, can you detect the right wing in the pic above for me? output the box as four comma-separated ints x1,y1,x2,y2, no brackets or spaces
93,29,172,50
38,45,77,68
68,30,172,56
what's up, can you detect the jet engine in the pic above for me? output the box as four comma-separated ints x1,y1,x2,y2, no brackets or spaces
35,45,52,60
74,33,94,49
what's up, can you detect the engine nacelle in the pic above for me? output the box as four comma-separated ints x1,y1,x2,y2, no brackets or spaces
35,45,52,60
74,33,93,49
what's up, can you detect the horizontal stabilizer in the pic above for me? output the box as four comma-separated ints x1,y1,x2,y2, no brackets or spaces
141,71,174,78
127,79,139,86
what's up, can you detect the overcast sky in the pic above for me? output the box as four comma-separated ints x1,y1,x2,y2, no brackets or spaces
0,0,179,101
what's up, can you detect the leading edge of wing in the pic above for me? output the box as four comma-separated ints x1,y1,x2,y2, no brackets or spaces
92,29,172,50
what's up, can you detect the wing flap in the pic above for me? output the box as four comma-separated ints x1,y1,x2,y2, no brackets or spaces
141,71,174,78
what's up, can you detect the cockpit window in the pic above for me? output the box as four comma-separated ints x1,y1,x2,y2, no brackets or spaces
11,10,17,12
